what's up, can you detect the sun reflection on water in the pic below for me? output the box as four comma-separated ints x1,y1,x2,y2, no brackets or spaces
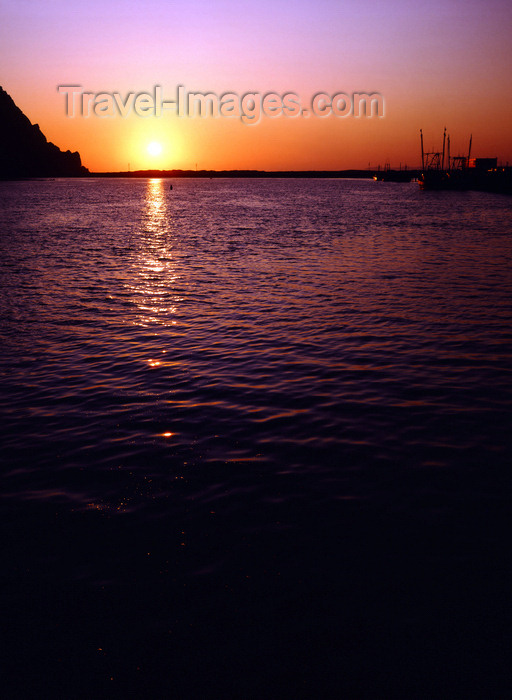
127,179,182,331
145,178,167,234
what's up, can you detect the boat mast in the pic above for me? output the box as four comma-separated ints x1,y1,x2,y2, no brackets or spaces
420,129,424,170
447,134,450,172
442,127,446,170
468,134,472,165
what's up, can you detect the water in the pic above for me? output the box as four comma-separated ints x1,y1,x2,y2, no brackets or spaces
1,178,511,697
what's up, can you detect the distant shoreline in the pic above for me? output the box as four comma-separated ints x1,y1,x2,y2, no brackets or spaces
88,169,420,179
1,169,423,182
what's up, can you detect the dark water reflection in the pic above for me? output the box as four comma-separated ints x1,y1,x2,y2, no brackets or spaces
1,178,511,697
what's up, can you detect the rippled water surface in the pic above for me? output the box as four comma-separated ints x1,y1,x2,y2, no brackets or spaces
1,178,511,697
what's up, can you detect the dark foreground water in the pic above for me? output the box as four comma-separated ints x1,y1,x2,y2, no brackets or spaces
1,178,511,698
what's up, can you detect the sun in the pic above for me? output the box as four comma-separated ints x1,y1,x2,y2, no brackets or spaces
147,141,163,157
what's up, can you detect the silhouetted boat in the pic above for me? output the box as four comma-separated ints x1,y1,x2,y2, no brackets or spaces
374,164,412,182
419,129,512,194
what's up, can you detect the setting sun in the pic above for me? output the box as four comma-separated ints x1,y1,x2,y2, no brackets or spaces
147,141,162,157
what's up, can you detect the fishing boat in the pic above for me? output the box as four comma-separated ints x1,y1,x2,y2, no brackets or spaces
418,128,469,190
419,129,512,194
374,163,412,182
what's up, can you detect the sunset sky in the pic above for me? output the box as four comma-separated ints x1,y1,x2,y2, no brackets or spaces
2,0,512,172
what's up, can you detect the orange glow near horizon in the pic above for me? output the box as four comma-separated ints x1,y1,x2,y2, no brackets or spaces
2,0,512,171
9,89,512,174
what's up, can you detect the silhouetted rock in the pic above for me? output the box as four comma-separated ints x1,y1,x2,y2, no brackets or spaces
0,86,89,178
